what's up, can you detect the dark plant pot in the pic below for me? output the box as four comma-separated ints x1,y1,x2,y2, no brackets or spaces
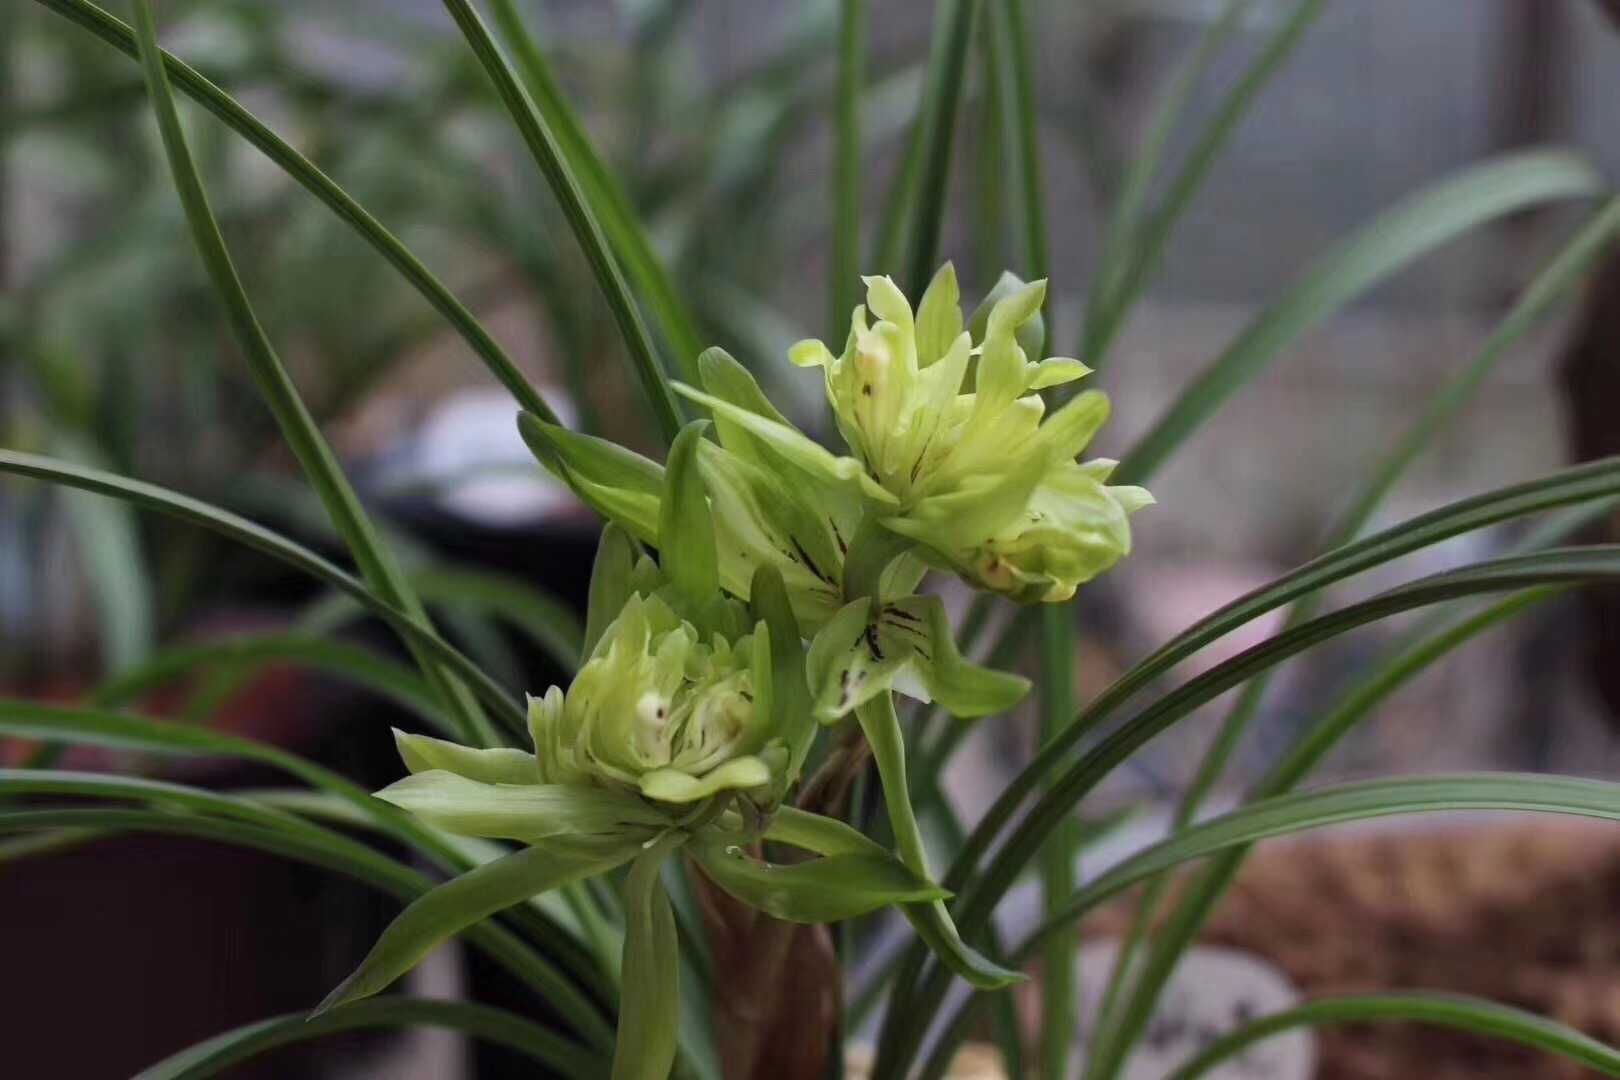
5,489,601,1077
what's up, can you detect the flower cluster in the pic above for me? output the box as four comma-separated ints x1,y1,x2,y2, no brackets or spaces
322,268,1151,1079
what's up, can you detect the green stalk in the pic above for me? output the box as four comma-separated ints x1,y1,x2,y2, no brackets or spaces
438,0,684,445
832,0,865,335
129,1,496,747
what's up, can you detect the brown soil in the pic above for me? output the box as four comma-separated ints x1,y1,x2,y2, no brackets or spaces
1083,819,1620,1079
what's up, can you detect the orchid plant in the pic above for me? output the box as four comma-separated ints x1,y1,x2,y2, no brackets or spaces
10,2,1620,1079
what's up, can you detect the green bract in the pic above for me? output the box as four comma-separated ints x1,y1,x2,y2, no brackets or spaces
677,264,1153,603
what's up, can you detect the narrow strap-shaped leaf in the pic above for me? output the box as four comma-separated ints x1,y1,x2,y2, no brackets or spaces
1085,196,1620,1080
1116,148,1605,485
0,806,613,1049
486,0,705,378
691,838,947,923
831,0,865,333
29,0,562,426
319,838,639,1014
937,455,1620,904
0,703,445,853
0,450,526,735
1083,0,1324,366
410,566,585,674
614,836,684,1080
882,462,1620,1049
0,768,319,838
887,547,1620,1072
855,695,1023,989
84,633,447,730
1026,773,1620,953
1166,992,1620,1080
1085,591,1559,1080
438,0,684,444
129,1,495,747
134,996,607,1080
903,0,982,296
917,771,1620,1080
51,433,153,672
1081,0,1250,357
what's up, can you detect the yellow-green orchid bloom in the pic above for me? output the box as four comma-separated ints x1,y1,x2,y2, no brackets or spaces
674,265,1151,604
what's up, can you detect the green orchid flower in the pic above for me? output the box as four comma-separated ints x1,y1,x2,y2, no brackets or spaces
673,264,1153,604
318,422,954,1080
518,350,922,635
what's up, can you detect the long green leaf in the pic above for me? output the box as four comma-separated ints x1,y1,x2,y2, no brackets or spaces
831,0,865,333
941,456,1620,904
886,546,1620,1071
130,0,495,747
1091,593,1556,1074
438,0,684,443
485,0,705,373
413,566,584,673
1116,149,1605,485
1083,0,1323,365
1167,992,1620,1080
1087,194,1620,1079
1031,773,1620,950
85,633,448,729
0,450,526,736
903,0,981,296
135,997,606,1080
1082,0,1249,358
0,805,612,1048
319,838,639,1014
884,460,1620,1065
30,0,560,426
994,549,1620,920
919,769,1620,1080
52,434,153,672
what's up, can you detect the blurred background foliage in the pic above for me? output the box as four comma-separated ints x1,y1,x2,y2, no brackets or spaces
9,2,1620,1078
8,0,1620,791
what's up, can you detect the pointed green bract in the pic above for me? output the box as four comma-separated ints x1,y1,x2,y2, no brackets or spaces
374,770,664,843
659,422,722,619
586,525,644,658
692,840,950,923
748,566,819,781
518,413,664,544
394,730,539,786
